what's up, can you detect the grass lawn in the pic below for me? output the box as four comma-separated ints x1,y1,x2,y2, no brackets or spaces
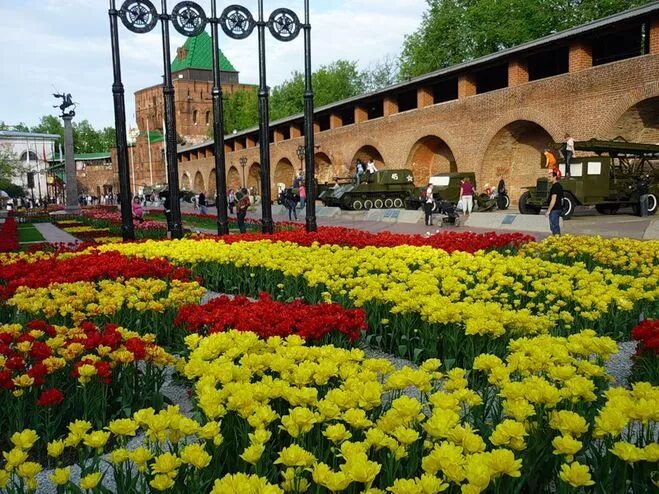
18,223,45,243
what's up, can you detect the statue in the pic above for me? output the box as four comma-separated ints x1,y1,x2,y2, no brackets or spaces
52,92,76,117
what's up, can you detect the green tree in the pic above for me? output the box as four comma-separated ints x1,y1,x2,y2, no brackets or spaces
222,89,259,133
362,54,402,92
0,144,22,184
31,115,64,147
400,0,653,77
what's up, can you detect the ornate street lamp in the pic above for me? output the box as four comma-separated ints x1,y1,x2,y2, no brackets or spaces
239,156,247,189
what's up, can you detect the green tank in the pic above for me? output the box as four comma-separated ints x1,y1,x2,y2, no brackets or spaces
319,169,416,210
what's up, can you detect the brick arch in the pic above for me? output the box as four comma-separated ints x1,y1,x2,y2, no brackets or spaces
314,152,333,184
248,163,261,195
609,96,659,144
181,172,191,190
208,169,216,198
274,158,295,196
596,82,659,140
405,135,457,185
227,166,241,190
193,171,205,193
481,120,554,203
350,145,384,172
476,109,563,168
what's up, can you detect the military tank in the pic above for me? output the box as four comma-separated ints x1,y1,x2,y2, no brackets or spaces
318,169,416,210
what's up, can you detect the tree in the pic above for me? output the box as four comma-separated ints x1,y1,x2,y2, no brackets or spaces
400,0,653,77
270,60,365,122
31,115,64,148
0,144,22,184
222,89,259,134
362,54,402,93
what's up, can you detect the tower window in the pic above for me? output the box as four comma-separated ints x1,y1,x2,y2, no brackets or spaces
193,110,198,125
205,111,211,125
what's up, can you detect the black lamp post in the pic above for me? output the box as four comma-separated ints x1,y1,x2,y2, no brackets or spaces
239,156,247,189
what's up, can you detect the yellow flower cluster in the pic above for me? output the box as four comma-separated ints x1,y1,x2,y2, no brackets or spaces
0,250,53,266
61,225,107,234
8,278,205,323
93,238,657,337
521,234,659,275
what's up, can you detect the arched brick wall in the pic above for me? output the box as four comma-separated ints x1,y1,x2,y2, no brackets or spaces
181,173,191,190
315,152,333,184
193,171,205,193
274,158,295,195
208,169,216,198
611,96,659,143
248,163,261,194
351,145,384,172
227,166,241,190
406,136,456,185
481,120,554,202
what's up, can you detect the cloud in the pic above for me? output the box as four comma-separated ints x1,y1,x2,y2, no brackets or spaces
0,0,426,129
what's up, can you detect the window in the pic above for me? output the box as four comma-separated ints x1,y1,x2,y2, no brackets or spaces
205,111,211,125
587,162,602,175
430,176,450,186
193,110,198,125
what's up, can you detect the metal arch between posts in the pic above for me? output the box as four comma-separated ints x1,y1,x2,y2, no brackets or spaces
112,0,315,235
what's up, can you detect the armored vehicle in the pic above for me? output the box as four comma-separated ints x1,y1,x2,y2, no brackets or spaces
519,139,659,219
406,172,510,212
319,169,416,210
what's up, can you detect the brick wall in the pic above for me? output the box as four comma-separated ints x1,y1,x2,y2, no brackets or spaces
178,53,659,206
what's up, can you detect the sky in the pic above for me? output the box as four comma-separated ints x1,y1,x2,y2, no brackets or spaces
0,0,427,130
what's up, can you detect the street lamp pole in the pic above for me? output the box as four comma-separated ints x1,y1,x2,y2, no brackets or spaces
296,145,304,174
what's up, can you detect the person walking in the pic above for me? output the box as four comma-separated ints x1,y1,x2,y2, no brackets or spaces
298,184,306,209
228,189,236,215
545,170,564,235
423,183,435,226
562,133,574,177
459,177,474,215
236,188,251,233
281,189,298,220
198,192,207,215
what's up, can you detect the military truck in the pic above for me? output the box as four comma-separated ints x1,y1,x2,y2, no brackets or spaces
319,169,416,210
406,172,510,212
518,139,659,219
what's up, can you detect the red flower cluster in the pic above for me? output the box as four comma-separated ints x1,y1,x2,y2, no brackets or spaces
198,226,534,254
0,250,193,300
36,388,65,407
174,292,367,341
0,217,19,253
631,319,659,355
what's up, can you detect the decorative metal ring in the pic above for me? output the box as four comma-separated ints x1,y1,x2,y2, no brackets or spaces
119,0,158,34
220,5,255,40
268,8,300,42
171,1,207,37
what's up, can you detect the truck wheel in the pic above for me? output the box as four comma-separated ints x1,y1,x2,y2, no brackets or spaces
384,198,394,208
432,201,441,213
351,199,363,210
561,193,576,220
499,194,510,210
374,199,384,209
393,198,404,208
363,199,373,210
518,192,540,215
648,193,658,215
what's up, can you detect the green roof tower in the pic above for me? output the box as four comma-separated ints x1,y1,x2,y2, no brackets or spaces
171,31,236,75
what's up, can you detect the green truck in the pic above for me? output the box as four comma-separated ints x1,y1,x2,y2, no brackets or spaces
519,139,659,219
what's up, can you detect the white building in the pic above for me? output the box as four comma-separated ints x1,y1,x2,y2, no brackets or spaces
0,130,59,203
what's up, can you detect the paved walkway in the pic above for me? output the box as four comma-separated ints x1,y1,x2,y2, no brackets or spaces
33,223,79,244
177,203,657,240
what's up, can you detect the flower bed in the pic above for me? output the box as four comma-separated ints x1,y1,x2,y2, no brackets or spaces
631,319,659,384
0,251,193,301
174,292,367,343
0,217,19,253
96,238,658,365
0,320,173,445
195,226,534,254
1,330,656,493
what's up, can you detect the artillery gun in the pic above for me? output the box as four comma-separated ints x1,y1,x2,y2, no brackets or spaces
519,139,659,219
319,169,416,210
